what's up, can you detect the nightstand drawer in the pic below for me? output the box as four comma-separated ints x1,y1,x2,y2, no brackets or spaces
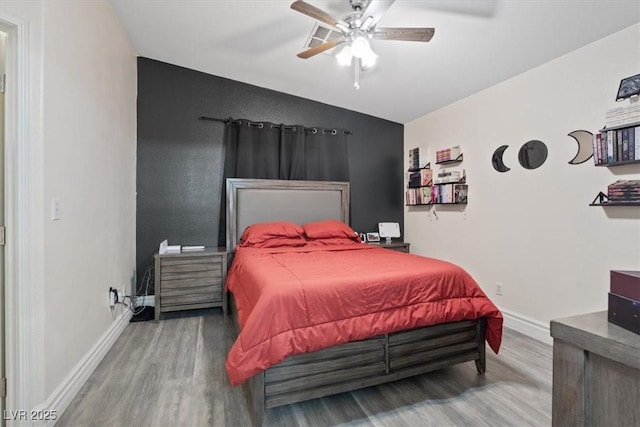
162,276,222,290
161,268,223,282
161,283,222,297
161,288,223,308
161,259,222,274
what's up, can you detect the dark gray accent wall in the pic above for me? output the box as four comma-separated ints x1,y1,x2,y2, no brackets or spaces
136,58,404,286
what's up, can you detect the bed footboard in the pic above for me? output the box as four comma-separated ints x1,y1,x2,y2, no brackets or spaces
232,295,486,427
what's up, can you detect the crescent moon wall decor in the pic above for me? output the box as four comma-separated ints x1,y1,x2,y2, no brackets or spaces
492,145,511,173
518,140,548,170
567,130,594,165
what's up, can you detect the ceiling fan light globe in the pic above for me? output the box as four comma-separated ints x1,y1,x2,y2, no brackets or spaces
350,35,371,58
361,50,378,68
336,45,353,66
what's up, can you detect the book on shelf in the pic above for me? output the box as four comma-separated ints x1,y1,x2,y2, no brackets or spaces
435,170,461,184
431,183,455,203
607,130,614,162
617,129,623,161
593,125,640,164
436,146,462,163
421,169,433,186
592,133,599,165
630,126,635,160
405,186,431,205
407,168,433,188
607,180,640,203
409,147,420,171
622,128,629,161
605,103,640,128
454,184,468,204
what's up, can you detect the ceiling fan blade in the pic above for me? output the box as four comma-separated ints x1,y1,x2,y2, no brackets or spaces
372,27,435,42
297,38,345,59
291,0,348,30
361,0,396,30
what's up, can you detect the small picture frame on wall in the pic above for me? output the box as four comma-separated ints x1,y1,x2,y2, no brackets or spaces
616,73,640,101
366,232,380,242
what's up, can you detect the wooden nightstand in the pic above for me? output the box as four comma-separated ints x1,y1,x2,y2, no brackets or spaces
369,241,410,253
154,247,227,321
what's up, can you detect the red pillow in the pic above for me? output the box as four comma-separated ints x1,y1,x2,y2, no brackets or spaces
239,221,304,246
302,219,360,240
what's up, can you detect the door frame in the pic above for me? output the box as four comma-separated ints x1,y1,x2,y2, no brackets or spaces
0,12,33,417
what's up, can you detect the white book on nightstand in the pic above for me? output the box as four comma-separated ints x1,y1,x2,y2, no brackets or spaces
182,245,205,251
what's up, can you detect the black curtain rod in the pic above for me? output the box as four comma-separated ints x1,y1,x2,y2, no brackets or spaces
198,116,352,135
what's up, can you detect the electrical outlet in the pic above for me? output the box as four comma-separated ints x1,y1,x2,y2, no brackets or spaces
109,287,116,307
109,287,122,307
496,282,503,296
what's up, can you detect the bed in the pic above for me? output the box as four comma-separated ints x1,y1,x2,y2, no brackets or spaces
224,178,503,426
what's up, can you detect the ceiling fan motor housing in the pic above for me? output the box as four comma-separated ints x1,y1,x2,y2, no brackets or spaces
349,0,368,12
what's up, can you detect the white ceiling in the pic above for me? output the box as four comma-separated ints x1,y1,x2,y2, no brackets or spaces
110,0,640,124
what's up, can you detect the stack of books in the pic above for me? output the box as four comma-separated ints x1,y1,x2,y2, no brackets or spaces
434,170,461,184
607,180,640,203
436,146,461,163
407,168,432,188
409,147,420,171
408,173,422,187
593,126,640,164
605,104,640,128
405,187,431,205
608,270,640,334
432,185,450,204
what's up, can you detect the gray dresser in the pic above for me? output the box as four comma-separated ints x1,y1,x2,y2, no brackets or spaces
550,311,640,426
154,247,227,321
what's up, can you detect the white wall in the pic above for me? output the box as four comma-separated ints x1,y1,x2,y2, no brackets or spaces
405,24,640,343
0,0,136,413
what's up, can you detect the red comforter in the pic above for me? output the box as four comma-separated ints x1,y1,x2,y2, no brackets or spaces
225,243,502,386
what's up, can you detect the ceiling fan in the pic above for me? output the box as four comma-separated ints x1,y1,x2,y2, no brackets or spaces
291,0,435,88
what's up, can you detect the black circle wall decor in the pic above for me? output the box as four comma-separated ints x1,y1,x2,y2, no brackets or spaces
491,145,511,173
518,140,548,170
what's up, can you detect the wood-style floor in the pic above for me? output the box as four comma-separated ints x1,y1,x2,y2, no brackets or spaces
57,309,552,426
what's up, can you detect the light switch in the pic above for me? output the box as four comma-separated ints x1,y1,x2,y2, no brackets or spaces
51,199,61,221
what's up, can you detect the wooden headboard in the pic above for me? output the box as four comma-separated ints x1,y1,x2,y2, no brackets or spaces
226,178,350,252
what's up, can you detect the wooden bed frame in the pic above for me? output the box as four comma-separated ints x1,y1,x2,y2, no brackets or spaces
226,178,487,426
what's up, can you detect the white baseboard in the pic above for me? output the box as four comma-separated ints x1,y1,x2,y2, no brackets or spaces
500,308,552,345
32,309,132,426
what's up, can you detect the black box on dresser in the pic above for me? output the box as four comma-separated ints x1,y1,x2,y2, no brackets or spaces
608,270,640,334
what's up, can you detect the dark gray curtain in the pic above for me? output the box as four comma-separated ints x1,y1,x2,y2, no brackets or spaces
218,119,350,246
303,128,349,181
